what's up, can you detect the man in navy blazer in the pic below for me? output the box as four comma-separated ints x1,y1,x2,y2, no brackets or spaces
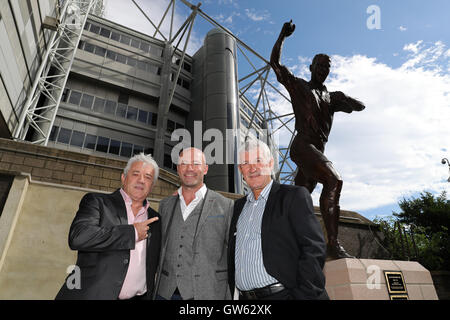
228,139,328,300
56,153,161,300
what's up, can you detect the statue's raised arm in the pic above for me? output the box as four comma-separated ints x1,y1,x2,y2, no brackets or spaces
270,20,296,86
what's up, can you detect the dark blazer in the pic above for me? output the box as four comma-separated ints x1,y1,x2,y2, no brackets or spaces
228,182,328,300
56,189,161,300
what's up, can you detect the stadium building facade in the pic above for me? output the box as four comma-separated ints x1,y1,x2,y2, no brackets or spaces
1,3,266,194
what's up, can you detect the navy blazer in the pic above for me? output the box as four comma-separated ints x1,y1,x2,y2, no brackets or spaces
56,189,161,300
228,182,328,299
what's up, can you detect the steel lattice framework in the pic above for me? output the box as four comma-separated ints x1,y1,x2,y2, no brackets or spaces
13,0,100,145
15,0,297,185
148,0,297,184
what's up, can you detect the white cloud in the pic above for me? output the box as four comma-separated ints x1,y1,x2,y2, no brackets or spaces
403,40,423,54
399,26,407,32
213,11,239,25
266,41,450,214
244,8,270,22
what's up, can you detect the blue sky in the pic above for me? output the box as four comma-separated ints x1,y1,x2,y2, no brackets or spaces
104,0,450,220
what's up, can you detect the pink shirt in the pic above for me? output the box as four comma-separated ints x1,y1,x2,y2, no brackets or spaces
118,189,149,300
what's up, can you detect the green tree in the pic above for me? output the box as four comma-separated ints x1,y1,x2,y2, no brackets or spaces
375,191,450,271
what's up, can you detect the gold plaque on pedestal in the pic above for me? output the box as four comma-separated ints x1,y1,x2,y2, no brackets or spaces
384,271,408,296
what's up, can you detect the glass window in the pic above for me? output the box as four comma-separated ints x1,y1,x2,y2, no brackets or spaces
140,42,150,52
61,88,70,102
130,38,140,49
133,145,144,156
120,142,132,158
94,46,106,58
120,35,130,46
126,57,136,67
96,136,110,153
183,62,191,73
144,147,154,155
149,112,158,126
150,46,163,57
84,42,95,53
148,64,158,74
104,100,117,115
106,50,116,61
84,22,90,31
89,24,100,34
100,27,111,38
78,40,85,50
68,91,82,105
70,130,85,147
167,120,175,133
116,53,126,64
126,106,138,121
49,126,59,142
84,134,97,150
137,60,147,71
57,128,71,144
138,109,148,124
116,103,127,118
109,139,120,155
110,31,120,42
80,93,94,109
93,97,105,113
182,79,190,90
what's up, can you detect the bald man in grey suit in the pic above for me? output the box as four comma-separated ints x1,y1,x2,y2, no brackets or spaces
153,148,234,300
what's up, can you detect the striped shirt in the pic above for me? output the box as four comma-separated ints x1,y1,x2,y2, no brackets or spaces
235,180,278,291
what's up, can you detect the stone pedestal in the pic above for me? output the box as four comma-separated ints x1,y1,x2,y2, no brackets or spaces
324,258,438,300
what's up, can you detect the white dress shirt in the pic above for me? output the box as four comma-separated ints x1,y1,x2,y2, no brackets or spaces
118,188,148,299
177,184,207,221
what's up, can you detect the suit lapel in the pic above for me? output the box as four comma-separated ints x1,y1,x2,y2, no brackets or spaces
230,196,247,236
157,195,178,281
193,189,213,244
229,195,246,268
162,195,179,243
262,181,280,221
260,181,280,255
110,189,128,225
145,204,158,244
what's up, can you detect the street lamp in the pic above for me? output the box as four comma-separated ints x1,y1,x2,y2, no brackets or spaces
442,158,450,182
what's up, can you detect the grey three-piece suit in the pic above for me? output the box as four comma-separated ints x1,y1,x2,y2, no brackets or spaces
153,188,234,300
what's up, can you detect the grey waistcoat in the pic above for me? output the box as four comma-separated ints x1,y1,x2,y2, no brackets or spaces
157,199,204,299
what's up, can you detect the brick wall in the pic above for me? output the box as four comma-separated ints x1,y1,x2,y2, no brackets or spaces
0,138,179,199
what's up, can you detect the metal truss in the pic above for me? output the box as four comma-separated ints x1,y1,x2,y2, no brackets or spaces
135,0,297,184
15,0,296,184
13,0,100,145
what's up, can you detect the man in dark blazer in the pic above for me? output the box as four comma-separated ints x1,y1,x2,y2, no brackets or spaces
56,153,161,300
228,139,328,300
